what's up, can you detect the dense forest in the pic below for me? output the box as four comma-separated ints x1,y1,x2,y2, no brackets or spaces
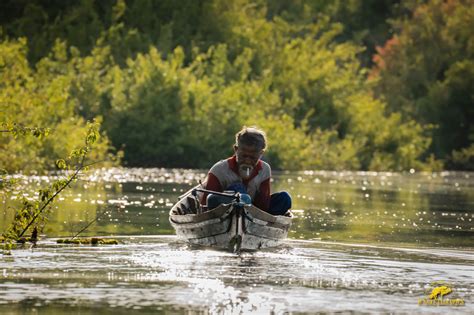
1,0,473,172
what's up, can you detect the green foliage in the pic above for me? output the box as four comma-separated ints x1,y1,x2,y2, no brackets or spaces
1,120,101,254
56,237,119,245
448,144,474,171
372,0,474,169
265,0,403,66
0,0,406,66
0,0,116,63
0,0,464,171
1,122,50,138
0,38,115,172
73,5,427,171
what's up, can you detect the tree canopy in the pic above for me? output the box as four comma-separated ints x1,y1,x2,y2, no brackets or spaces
372,0,473,170
1,0,472,172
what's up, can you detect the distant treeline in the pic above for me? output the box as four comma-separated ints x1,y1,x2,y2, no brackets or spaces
1,0,472,172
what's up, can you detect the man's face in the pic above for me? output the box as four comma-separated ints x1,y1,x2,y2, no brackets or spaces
234,144,263,178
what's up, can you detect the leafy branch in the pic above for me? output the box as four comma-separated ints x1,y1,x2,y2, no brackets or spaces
0,122,51,138
1,120,101,254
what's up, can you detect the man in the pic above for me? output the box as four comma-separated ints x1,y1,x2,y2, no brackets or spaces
202,126,291,215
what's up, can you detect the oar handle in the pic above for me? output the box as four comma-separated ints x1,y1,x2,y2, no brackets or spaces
192,188,240,202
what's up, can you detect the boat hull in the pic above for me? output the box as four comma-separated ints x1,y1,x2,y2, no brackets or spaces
169,201,292,251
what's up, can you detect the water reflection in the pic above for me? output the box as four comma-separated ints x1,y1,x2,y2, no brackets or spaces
272,170,474,247
2,168,473,248
1,169,473,314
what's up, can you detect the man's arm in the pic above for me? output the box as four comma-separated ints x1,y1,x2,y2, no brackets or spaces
253,178,270,211
200,172,223,205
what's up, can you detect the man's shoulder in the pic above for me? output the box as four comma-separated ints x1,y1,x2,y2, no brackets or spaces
259,160,271,177
260,159,271,170
209,158,230,174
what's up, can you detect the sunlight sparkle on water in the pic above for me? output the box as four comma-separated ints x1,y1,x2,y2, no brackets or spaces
1,169,473,313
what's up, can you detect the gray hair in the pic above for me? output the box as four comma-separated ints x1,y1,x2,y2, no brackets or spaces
235,126,267,150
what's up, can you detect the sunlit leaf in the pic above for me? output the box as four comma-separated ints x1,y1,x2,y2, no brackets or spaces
56,159,67,170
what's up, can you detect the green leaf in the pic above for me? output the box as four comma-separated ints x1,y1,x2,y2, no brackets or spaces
56,159,67,170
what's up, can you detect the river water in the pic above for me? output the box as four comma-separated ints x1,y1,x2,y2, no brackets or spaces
1,168,473,314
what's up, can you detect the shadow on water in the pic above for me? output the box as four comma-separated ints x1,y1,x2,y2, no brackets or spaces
1,168,473,313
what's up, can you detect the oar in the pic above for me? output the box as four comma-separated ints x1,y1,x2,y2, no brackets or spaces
192,188,241,201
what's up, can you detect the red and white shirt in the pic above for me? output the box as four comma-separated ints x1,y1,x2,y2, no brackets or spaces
202,155,271,211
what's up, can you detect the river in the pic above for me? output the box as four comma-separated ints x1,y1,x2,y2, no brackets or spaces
1,168,473,314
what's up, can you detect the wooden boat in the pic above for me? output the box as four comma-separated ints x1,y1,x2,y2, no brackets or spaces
169,188,292,251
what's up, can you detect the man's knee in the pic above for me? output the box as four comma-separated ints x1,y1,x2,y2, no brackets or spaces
274,191,292,206
269,191,292,215
206,194,218,210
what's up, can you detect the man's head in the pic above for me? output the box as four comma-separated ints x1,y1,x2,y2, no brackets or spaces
233,127,267,179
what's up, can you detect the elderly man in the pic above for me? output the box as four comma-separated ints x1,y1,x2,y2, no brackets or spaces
202,126,291,215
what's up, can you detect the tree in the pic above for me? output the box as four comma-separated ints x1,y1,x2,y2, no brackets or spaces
0,38,114,172
0,0,436,171
372,0,474,169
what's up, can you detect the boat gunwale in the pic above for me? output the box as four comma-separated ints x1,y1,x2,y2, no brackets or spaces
170,203,292,228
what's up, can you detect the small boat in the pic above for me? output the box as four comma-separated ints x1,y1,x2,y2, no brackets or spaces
169,188,292,252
